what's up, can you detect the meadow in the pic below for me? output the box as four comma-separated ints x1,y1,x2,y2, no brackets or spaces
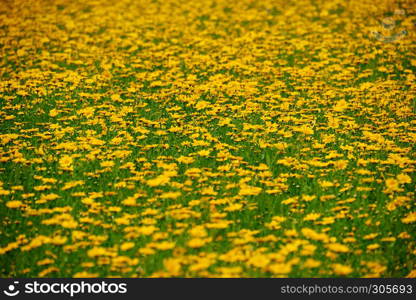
0,0,415,277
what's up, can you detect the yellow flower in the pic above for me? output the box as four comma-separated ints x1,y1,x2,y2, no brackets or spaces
138,226,158,235
73,271,99,278
49,109,59,117
42,213,78,229
239,185,262,196
37,258,54,266
326,243,350,253
300,244,316,255
100,160,115,168
332,160,348,170
159,191,181,199
39,267,59,277
302,259,321,268
406,270,416,278
333,99,348,112
164,258,182,276
301,195,316,202
401,212,416,224
59,155,73,171
384,178,401,193
152,241,175,250
363,233,378,240
224,203,243,212
147,175,170,187
6,200,23,208
303,213,321,221
216,266,243,276
268,263,292,274
301,228,329,242
77,107,95,118
122,197,136,206
87,247,116,258
139,247,156,255
62,180,84,190
284,229,298,237
247,255,270,268
36,193,60,204
72,231,87,240
293,125,314,135
200,186,217,195
189,226,207,238
397,173,411,184
197,149,210,157
195,100,210,110
187,238,211,248
111,94,122,101
177,156,195,164
188,257,215,272
367,243,380,251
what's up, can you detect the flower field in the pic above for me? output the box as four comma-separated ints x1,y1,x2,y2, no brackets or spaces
0,0,415,277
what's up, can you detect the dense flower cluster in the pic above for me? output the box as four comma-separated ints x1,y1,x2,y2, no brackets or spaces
0,0,415,277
